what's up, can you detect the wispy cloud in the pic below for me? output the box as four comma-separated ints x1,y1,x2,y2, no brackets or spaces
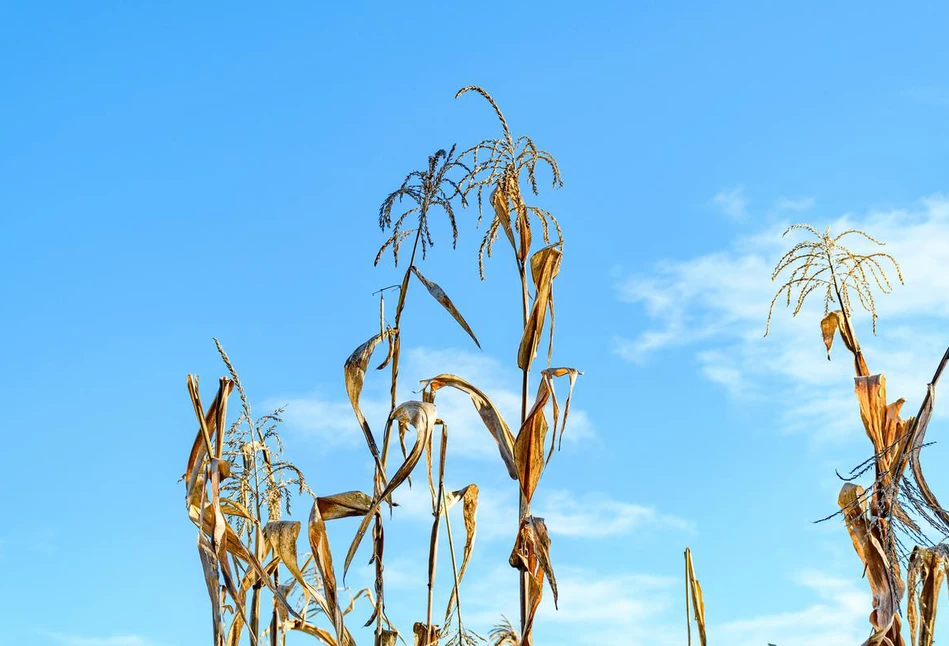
458,563,878,646
614,194,949,442
711,186,748,220
715,570,867,646
774,196,815,212
391,485,690,542
460,565,682,646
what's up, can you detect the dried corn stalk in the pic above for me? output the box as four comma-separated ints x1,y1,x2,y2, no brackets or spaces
769,225,949,646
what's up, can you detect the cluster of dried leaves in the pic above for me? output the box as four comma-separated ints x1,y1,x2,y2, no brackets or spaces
769,224,949,646
183,86,579,646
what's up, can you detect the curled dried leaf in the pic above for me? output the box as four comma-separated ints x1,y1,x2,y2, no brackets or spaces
515,367,581,502
839,483,903,639
420,374,517,479
443,484,479,620
517,245,562,371
345,329,396,471
317,491,374,520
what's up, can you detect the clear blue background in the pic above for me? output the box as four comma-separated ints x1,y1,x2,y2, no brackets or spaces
3,3,949,645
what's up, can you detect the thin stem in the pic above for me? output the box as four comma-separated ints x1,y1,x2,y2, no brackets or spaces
685,549,692,646
515,208,533,646
426,425,449,646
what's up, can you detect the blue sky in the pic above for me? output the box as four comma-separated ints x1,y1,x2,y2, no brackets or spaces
3,3,949,645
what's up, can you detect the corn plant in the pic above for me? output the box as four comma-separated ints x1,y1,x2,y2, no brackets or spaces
452,85,579,645
184,86,579,646
767,224,949,646
184,342,385,646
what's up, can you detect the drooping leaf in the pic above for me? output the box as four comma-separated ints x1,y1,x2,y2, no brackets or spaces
420,374,517,480
517,245,562,371
411,266,480,348
907,546,946,646
345,330,396,471
317,491,374,521
309,501,356,646
838,483,903,639
515,368,580,502
509,516,557,642
443,484,479,620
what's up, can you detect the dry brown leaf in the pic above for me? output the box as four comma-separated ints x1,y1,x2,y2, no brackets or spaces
286,619,338,645
685,548,707,646
515,368,580,502
345,330,395,471
907,546,946,646
411,266,481,348
509,516,557,642
344,401,437,578
413,621,441,646
197,531,225,646
420,374,517,479
839,483,903,640
514,395,548,505
316,491,374,520
517,245,562,371
377,630,399,646
444,484,479,620
491,185,518,252
262,521,307,585
309,501,355,646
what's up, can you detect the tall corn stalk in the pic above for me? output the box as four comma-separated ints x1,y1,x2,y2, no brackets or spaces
454,85,579,645
767,224,949,646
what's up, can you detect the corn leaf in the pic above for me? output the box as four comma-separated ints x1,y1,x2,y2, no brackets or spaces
411,266,480,349
517,245,561,371
317,491,374,521
420,374,517,480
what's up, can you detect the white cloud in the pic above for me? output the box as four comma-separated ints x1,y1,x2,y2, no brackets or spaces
535,490,693,537
715,570,868,646
459,565,683,646
774,196,815,212
711,187,749,220
41,633,156,646
615,194,949,443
